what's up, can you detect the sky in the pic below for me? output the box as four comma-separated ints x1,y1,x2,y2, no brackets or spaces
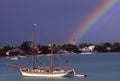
0,0,120,46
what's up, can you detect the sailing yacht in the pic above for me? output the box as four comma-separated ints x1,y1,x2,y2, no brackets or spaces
19,41,75,77
19,42,75,77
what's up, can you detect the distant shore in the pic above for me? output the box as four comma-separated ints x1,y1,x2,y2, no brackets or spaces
1,42,120,57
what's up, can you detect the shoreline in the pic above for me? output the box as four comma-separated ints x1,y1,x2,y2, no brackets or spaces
0,52,119,58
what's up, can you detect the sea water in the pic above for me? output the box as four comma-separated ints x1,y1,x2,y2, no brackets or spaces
0,53,120,81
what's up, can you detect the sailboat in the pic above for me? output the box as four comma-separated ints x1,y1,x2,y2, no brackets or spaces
19,41,75,77
7,24,75,77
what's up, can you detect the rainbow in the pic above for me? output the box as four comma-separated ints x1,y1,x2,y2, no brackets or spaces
67,0,117,43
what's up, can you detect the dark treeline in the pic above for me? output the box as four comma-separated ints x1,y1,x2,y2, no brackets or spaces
0,41,120,56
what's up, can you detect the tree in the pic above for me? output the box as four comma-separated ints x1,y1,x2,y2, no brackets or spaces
62,44,79,53
79,43,89,48
0,46,13,56
94,44,108,52
111,42,120,52
20,41,32,54
40,45,49,54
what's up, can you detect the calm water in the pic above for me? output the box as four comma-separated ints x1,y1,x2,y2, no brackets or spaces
0,53,120,81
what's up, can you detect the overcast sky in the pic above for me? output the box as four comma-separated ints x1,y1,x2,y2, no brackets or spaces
0,0,120,46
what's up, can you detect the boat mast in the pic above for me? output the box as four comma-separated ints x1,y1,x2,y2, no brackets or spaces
50,41,54,72
32,24,37,69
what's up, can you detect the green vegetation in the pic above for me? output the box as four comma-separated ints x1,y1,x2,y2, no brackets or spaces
1,41,120,56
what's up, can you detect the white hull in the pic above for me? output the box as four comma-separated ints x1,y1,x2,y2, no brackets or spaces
20,69,74,77
11,57,18,60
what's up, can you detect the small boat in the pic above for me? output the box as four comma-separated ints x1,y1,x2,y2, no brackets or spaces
11,56,19,60
74,74,87,77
